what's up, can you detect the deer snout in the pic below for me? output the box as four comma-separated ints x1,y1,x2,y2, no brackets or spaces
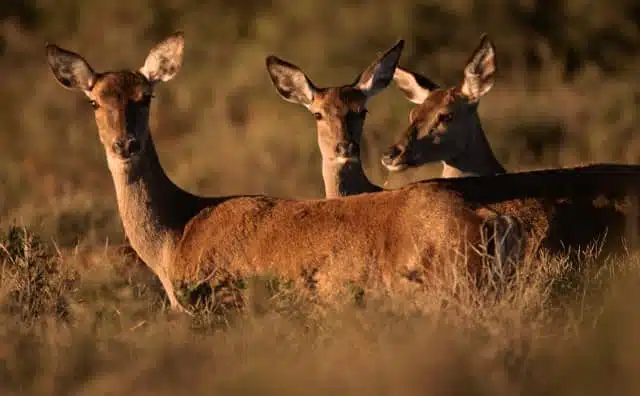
335,141,360,163
381,145,408,172
113,137,141,159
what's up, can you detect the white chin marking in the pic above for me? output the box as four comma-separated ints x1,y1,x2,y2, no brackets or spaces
384,163,407,172
336,156,358,165
107,152,135,167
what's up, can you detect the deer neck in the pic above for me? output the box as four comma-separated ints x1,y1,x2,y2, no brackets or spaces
106,134,202,271
317,115,382,197
321,158,380,198
442,113,506,178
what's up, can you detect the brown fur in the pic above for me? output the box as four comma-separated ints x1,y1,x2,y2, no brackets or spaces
266,46,524,278
382,36,640,258
382,35,505,177
174,185,489,300
266,42,408,197
47,34,507,313
313,87,381,197
427,165,640,258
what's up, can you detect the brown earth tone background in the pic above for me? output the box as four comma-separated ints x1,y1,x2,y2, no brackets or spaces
0,1,639,394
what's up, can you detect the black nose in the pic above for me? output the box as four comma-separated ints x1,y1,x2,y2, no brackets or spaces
336,140,360,158
381,145,403,166
113,137,141,158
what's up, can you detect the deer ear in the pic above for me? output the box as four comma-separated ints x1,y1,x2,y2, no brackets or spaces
460,34,496,102
353,39,404,98
139,32,185,83
46,44,96,92
265,55,317,107
393,66,439,104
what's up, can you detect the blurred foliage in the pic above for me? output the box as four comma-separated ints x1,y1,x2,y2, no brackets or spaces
0,0,639,242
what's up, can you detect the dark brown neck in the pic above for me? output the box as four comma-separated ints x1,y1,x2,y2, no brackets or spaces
321,159,382,197
442,113,506,177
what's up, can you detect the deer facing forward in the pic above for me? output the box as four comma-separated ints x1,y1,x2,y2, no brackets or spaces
46,32,519,313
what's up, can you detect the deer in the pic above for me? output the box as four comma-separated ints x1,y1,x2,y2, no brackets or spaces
265,36,506,201
381,35,635,181
46,32,519,314
264,41,404,198
372,35,640,258
381,34,506,178
427,165,640,263
263,37,640,286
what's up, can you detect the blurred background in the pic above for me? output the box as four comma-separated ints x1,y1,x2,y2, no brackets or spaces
0,0,639,247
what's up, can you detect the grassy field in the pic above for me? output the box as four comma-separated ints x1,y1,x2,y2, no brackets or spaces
1,0,640,394
1,225,639,395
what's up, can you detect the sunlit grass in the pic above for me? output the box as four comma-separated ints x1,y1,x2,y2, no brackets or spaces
0,224,637,395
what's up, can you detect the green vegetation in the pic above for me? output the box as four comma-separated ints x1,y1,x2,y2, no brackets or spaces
0,0,639,394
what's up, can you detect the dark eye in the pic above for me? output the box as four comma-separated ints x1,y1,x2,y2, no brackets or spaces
313,112,323,120
439,113,454,123
89,100,99,110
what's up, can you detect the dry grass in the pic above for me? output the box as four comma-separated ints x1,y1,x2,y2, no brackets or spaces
0,225,637,395
1,0,640,394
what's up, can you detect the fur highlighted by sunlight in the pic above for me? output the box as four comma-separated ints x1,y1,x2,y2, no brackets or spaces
382,34,506,177
266,40,404,197
46,33,518,313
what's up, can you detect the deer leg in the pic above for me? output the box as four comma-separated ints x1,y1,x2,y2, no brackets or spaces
157,271,193,316
481,214,524,282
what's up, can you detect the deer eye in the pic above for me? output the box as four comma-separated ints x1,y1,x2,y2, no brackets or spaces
89,100,99,110
313,112,323,120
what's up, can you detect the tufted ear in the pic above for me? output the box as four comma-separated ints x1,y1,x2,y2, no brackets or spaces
460,34,496,102
265,55,318,107
139,31,185,83
353,39,405,98
393,66,439,104
46,44,96,92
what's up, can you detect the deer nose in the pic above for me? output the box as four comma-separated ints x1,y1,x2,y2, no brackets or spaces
336,140,360,160
381,145,403,167
113,137,141,158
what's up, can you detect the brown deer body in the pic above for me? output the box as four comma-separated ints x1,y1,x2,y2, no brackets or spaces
264,34,639,262
173,184,495,296
46,33,513,313
419,165,640,258
378,35,640,257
